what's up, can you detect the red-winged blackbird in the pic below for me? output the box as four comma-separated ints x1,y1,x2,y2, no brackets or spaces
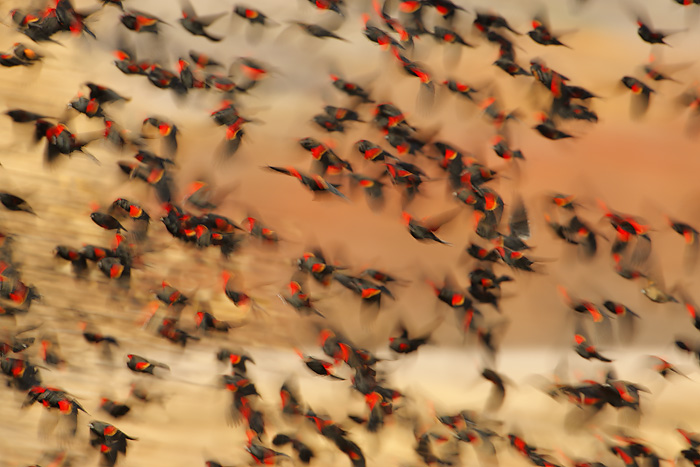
573,329,612,362
431,25,472,46
648,356,686,379
389,327,430,354
272,434,315,463
295,349,345,380
126,354,169,375
246,437,290,465
120,10,166,33
330,75,373,102
23,386,86,436
234,5,275,26
637,19,675,45
306,0,344,16
89,420,137,467
179,0,225,41
5,109,49,123
12,42,43,62
34,120,99,165
293,22,346,41
85,83,130,104
528,16,569,47
621,76,655,117
54,246,88,277
266,166,348,200
100,398,131,418
279,273,324,318
196,309,231,332
401,210,456,245
0,193,35,214
68,96,104,118
91,212,127,231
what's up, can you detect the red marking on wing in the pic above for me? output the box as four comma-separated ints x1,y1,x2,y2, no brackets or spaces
586,304,603,322
136,15,158,28
288,281,302,295
135,361,150,370
310,144,325,159
399,1,421,13
337,342,352,363
361,287,381,299
684,229,696,244
484,193,498,211
110,264,123,278
146,168,164,184
158,123,172,136
280,389,290,408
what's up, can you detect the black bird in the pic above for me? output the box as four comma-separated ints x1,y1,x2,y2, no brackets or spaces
91,212,127,231
0,193,35,214
534,113,573,140
179,0,225,41
272,434,315,464
389,326,430,354
528,16,569,47
6,109,49,123
574,331,612,362
234,5,275,26
293,21,347,41
621,76,654,117
637,18,677,45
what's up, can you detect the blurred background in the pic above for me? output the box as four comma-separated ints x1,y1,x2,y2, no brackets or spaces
2,0,700,466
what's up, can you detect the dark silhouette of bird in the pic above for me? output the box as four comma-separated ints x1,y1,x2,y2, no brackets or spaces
293,21,346,41
0,193,35,214
401,210,458,245
126,354,169,375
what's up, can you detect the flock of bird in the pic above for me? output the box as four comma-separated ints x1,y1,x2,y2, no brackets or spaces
3,0,700,466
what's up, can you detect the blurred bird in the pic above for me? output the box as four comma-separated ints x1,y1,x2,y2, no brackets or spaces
401,210,457,245
330,74,374,103
293,21,346,40
636,17,681,45
621,76,655,117
266,166,348,200
126,354,169,375
389,324,431,354
295,349,344,379
89,420,137,467
0,193,35,214
528,14,569,47
234,5,275,26
272,434,315,464
574,328,612,362
648,356,686,379
534,112,573,140
279,273,324,318
120,10,167,34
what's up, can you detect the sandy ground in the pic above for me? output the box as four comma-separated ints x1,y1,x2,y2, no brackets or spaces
2,0,700,466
